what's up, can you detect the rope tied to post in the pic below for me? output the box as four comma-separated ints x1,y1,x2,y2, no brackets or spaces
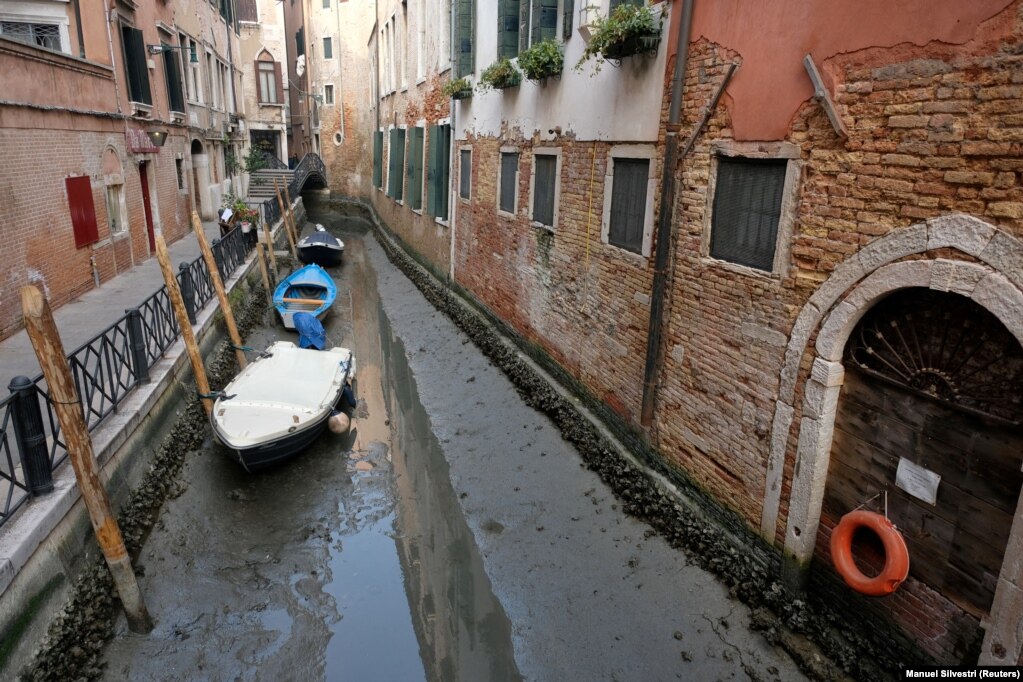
198,389,236,401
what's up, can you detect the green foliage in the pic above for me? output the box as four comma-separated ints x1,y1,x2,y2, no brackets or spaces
576,4,661,75
478,57,522,92
442,76,474,99
243,146,269,173
518,39,564,82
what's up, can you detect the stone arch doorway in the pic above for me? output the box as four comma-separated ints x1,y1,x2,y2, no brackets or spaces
823,287,1023,661
768,217,1023,663
190,138,209,219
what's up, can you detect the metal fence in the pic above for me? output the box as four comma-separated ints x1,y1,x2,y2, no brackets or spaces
261,153,328,229
0,225,252,528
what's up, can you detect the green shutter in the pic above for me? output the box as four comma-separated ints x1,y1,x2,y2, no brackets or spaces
562,0,573,39
386,128,398,197
538,0,558,43
456,0,475,77
373,131,383,188
426,124,450,219
409,127,424,210
518,0,529,55
394,129,406,201
497,0,519,59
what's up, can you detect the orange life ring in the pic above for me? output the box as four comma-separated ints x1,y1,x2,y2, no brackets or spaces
830,510,910,596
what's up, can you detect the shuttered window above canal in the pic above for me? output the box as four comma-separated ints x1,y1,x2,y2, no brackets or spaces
373,131,384,189
408,127,425,211
608,157,649,254
387,128,406,201
499,151,519,215
459,148,472,201
427,124,451,219
709,156,787,272
532,153,558,228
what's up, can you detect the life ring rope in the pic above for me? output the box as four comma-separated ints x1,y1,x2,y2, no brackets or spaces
830,509,910,597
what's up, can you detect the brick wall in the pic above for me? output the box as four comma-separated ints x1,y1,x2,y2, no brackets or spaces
370,73,453,274
654,5,1023,664
0,115,194,341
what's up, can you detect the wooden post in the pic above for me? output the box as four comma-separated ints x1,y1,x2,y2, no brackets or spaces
155,233,214,416
283,182,301,244
191,212,246,369
20,286,154,634
256,242,272,295
261,218,278,279
274,180,298,259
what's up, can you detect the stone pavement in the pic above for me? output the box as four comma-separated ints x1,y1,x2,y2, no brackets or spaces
0,221,222,385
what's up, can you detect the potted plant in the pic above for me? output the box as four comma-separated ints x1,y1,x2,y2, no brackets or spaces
518,39,564,83
576,4,661,74
478,57,522,91
443,76,474,100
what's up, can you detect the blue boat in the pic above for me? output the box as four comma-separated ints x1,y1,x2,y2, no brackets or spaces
272,264,336,329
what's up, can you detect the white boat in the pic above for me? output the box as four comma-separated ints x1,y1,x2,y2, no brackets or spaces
211,341,356,471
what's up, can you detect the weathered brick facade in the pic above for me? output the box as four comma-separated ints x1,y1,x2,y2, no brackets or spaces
371,0,1023,666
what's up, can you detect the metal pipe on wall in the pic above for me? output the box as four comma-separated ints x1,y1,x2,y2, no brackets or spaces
640,0,695,427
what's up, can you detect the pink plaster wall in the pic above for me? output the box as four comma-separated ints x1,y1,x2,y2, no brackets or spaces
666,0,1016,140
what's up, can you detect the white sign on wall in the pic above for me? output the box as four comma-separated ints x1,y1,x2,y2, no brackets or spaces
895,458,941,505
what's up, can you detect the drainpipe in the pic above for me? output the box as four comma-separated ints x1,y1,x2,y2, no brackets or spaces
448,0,457,284
640,0,695,427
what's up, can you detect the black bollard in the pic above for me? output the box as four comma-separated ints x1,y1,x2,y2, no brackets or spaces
8,375,54,495
178,262,196,324
125,308,150,384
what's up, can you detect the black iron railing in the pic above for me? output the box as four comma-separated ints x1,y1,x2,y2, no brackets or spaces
259,153,327,230
0,225,251,528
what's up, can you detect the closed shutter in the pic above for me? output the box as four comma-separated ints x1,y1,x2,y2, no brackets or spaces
533,154,556,226
373,131,384,188
518,0,529,54
254,60,264,101
295,26,305,56
408,127,424,210
608,158,648,254
121,25,152,105
66,176,99,248
536,0,558,43
500,152,518,213
709,157,787,271
562,0,574,40
494,0,517,59
164,49,185,113
427,124,451,219
456,0,474,77
387,128,406,200
273,62,284,104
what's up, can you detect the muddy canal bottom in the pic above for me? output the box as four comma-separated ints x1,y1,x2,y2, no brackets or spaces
101,217,517,681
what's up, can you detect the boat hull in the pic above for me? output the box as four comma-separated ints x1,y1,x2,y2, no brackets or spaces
210,341,355,472
215,410,333,472
297,233,344,267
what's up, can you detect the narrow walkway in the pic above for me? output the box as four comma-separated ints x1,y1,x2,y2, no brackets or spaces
0,221,222,383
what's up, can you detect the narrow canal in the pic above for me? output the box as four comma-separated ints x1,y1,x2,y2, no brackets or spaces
100,202,806,681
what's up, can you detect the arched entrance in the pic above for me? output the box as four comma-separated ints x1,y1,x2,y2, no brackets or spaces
767,215,1023,664
825,288,1023,660
190,139,209,219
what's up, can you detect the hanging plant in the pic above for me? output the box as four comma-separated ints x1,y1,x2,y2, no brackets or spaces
576,4,661,75
478,57,522,92
518,39,564,83
443,76,474,100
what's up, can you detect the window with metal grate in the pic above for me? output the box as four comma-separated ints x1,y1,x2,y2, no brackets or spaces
500,152,519,214
459,148,472,200
532,154,557,227
1,21,60,51
608,158,648,254
709,157,787,271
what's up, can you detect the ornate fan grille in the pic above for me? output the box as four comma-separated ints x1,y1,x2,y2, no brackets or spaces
845,289,1023,424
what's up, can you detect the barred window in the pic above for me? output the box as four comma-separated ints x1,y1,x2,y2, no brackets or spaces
1,21,61,51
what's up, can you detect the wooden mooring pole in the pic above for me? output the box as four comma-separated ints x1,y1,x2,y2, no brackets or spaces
191,212,246,369
274,179,298,259
154,233,214,416
256,242,272,295
20,286,154,634
283,182,301,244
261,219,278,280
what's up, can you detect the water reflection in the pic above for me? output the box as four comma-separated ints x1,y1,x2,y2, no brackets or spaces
375,288,521,682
